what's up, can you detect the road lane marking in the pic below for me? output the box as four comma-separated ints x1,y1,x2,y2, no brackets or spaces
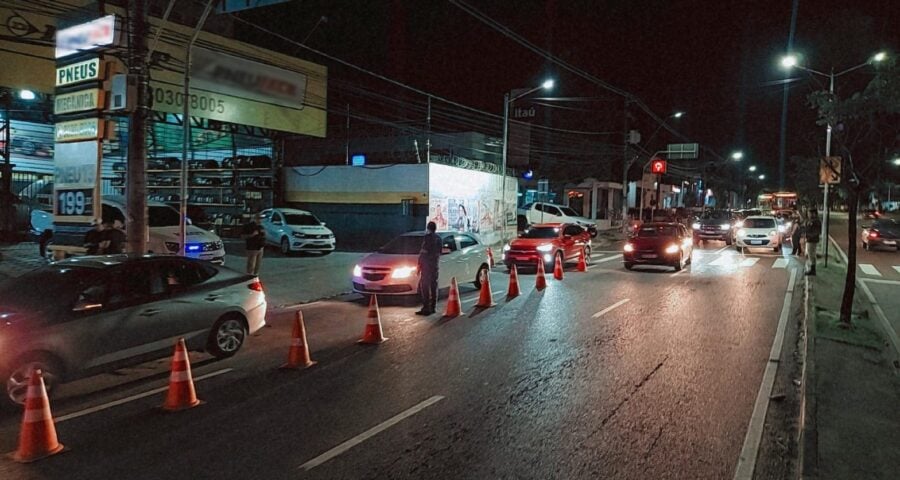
709,255,735,266
591,299,630,318
894,266,900,275
299,395,445,471
713,246,729,254
739,258,759,268
858,279,900,359
733,268,797,480
772,258,788,269
593,254,623,264
55,368,234,423
859,264,882,276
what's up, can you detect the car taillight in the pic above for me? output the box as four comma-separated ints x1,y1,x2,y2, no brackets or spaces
248,279,264,292
869,230,879,239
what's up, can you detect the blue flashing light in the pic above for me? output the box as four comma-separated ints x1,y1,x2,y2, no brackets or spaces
187,244,201,252
523,169,534,179
351,154,366,166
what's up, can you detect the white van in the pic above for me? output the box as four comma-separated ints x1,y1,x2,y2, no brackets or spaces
32,195,226,264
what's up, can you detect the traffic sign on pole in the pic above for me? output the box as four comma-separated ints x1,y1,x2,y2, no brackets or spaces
650,158,667,174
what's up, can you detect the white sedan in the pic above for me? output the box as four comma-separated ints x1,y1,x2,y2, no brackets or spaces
352,231,490,295
734,216,783,253
259,208,336,255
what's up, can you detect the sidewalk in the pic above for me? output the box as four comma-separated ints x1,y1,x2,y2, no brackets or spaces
802,249,900,479
0,242,47,280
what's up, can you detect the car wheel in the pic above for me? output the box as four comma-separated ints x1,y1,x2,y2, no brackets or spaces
736,246,743,253
280,236,291,256
673,252,683,271
207,315,248,359
583,246,592,265
725,235,733,246
3,353,63,409
624,262,634,270
473,263,490,289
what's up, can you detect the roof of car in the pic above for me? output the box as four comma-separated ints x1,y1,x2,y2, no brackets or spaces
743,215,777,220
268,208,313,215
529,223,566,228
640,222,682,227
52,254,205,269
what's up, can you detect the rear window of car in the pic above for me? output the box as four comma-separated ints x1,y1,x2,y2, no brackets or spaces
744,218,776,228
638,226,677,237
521,227,560,239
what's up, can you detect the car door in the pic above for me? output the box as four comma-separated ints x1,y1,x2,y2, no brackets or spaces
679,225,693,257
264,211,285,246
561,225,581,260
158,259,223,349
437,234,460,288
455,234,482,281
86,261,181,368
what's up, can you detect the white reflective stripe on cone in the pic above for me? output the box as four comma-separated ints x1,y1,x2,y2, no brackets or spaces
23,408,49,423
173,349,189,361
26,385,44,399
169,370,192,383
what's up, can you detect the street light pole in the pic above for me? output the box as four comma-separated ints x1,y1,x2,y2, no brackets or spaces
822,71,834,267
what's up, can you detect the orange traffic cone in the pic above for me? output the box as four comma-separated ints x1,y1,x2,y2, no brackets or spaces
535,259,547,290
553,253,564,280
486,247,495,267
11,369,64,463
577,249,587,272
444,277,463,317
358,295,388,344
162,338,202,412
507,264,521,299
281,310,317,370
475,269,496,308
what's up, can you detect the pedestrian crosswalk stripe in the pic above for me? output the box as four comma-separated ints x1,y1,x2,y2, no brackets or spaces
894,266,900,275
709,255,736,266
740,258,760,267
859,264,882,276
773,258,789,269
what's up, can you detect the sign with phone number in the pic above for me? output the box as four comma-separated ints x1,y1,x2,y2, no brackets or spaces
151,85,226,115
56,189,95,217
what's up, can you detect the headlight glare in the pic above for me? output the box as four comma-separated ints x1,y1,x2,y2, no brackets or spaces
720,223,730,230
391,266,417,279
536,244,554,252
665,244,680,254
692,222,701,230
737,229,747,237
503,244,511,251
624,243,635,252
353,265,362,277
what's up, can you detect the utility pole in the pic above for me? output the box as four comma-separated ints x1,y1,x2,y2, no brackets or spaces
621,100,631,232
426,96,432,164
126,0,149,253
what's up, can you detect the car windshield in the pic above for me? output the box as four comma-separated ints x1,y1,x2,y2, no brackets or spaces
521,227,560,239
0,266,99,310
559,206,579,217
743,218,776,229
700,211,728,219
379,235,425,254
148,206,180,227
284,214,320,226
638,226,677,237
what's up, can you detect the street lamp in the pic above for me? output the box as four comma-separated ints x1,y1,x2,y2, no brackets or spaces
749,165,757,172
893,157,900,166
731,151,744,161
758,174,766,180
18,90,35,101
781,50,888,266
501,78,554,242
673,111,684,119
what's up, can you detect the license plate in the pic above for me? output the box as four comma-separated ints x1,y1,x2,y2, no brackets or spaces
642,254,658,259
884,240,896,246
366,284,383,291
751,241,762,245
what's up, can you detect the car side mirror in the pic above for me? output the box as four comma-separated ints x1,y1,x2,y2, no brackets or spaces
73,300,103,313
441,247,452,255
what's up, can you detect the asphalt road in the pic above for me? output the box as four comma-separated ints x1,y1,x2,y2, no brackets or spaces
0,242,803,479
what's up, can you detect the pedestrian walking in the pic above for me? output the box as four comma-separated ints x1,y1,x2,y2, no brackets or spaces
101,219,127,254
805,208,822,275
243,213,265,276
416,221,442,315
790,213,802,256
38,228,53,259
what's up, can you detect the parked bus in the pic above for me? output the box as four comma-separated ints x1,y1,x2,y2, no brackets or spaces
757,191,798,215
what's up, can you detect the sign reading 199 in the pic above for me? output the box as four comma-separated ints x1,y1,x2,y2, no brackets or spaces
152,86,226,114
56,189,94,217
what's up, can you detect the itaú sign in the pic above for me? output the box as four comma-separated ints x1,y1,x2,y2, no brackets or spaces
56,15,118,58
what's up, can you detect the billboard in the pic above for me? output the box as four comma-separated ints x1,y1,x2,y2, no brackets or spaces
427,163,517,246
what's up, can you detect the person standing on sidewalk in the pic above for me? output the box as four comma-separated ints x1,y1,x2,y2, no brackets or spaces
804,207,822,275
790,213,803,255
416,221,442,315
242,214,265,276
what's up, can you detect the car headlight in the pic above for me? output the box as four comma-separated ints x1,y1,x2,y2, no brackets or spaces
737,229,747,237
624,243,635,252
543,254,553,262
165,241,180,252
720,223,730,230
665,244,680,254
391,266,417,279
353,265,362,277
503,244,511,252
735,221,744,228
768,230,777,237
692,222,700,230
292,232,307,238
536,244,554,252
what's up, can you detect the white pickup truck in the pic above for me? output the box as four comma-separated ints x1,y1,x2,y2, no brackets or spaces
517,202,598,237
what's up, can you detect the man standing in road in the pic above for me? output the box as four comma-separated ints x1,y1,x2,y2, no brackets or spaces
243,214,265,276
805,207,821,275
416,221,442,315
790,213,803,256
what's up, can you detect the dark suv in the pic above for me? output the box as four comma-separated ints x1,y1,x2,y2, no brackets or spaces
692,210,734,245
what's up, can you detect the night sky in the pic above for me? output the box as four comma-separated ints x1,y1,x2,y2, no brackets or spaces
236,0,899,185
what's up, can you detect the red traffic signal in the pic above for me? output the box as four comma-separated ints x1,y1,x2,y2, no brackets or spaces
650,158,667,174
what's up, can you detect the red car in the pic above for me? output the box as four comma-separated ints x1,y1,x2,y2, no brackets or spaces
502,223,592,270
623,222,693,271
